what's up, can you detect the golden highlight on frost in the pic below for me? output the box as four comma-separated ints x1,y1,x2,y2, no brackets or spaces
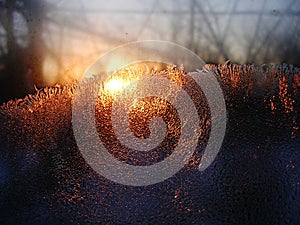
1,63,299,137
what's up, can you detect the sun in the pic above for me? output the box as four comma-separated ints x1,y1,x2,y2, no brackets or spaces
106,79,124,92
101,62,158,97
104,78,130,95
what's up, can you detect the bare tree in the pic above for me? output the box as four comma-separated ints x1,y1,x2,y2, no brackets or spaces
0,0,46,103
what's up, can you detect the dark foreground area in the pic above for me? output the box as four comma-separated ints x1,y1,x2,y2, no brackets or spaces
0,64,299,224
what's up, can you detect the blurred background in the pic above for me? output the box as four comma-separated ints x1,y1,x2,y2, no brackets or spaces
0,0,299,103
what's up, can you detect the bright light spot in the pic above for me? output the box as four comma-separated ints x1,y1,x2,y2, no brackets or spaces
101,62,165,99
106,79,124,92
104,78,129,94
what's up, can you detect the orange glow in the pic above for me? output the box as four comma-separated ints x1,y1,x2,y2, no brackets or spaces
101,63,150,97
99,62,169,101
104,78,129,94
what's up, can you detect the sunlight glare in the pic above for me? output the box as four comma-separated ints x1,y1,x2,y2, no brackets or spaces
104,78,128,94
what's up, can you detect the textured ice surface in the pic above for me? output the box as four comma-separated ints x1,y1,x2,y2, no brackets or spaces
0,64,299,224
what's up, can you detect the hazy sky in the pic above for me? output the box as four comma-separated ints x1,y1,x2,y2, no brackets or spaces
42,0,299,84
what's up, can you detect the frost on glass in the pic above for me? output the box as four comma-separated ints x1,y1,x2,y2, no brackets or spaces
0,64,299,224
